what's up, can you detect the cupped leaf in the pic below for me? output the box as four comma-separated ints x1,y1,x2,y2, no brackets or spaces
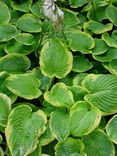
44,83,74,108
83,74,117,114
5,73,42,100
83,21,113,34
49,108,70,141
93,48,117,62
65,30,95,53
0,1,11,24
40,122,55,146
0,93,11,130
0,24,18,42
17,13,42,33
69,86,88,102
73,73,88,86
0,54,30,73
72,55,93,73
62,9,79,28
11,0,32,12
109,59,117,75
106,115,117,144
55,137,85,156
82,129,115,156
92,38,109,55
5,105,47,156
70,101,101,137
5,38,36,55
29,143,41,156
40,39,73,79
102,33,117,48
69,0,88,8
106,5,117,26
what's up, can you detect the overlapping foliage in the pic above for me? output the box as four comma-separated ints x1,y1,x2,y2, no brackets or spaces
1,0,117,155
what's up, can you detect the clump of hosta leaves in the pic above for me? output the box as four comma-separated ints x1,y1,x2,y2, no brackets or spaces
1,0,117,155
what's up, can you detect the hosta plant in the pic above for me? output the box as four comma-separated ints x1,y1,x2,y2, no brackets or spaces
1,0,117,155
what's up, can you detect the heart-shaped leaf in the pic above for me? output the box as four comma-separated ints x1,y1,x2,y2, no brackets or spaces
5,105,47,156
40,39,73,79
0,54,31,73
5,73,42,100
49,108,70,141
83,74,117,114
69,0,87,8
106,115,117,144
65,30,95,53
70,101,101,137
82,129,115,156
44,83,74,108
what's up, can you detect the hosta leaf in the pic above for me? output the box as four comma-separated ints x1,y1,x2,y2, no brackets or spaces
49,108,70,141
5,73,42,100
70,101,101,137
109,59,117,75
65,30,95,53
0,54,30,73
0,24,18,42
31,0,43,18
73,73,88,86
83,74,117,114
28,143,41,156
55,137,84,156
14,33,35,46
62,9,79,28
83,21,113,34
102,33,117,48
93,48,117,62
40,122,55,146
0,147,4,156
17,13,42,33
72,55,93,73
44,83,74,108
40,39,73,78
0,1,11,24
69,0,88,8
82,129,115,156
106,5,117,26
92,38,109,55
11,0,32,12
0,93,11,129
69,86,88,102
5,105,47,156
5,39,36,55
106,115,117,144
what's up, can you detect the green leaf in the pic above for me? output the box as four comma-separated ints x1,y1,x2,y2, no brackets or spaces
0,54,30,73
92,38,109,55
5,73,42,100
0,147,4,156
69,86,88,102
0,93,11,130
17,13,42,33
5,105,47,156
106,115,117,144
62,9,79,28
70,101,101,137
83,74,117,114
106,5,117,26
73,73,88,86
49,108,70,141
0,1,11,24
109,59,117,75
93,48,117,62
40,39,73,79
11,0,32,12
0,24,18,42
69,0,88,8
44,83,74,108
28,143,41,156
83,20,113,34
72,55,93,73
40,122,55,146
65,30,95,53
55,137,84,156
82,129,115,156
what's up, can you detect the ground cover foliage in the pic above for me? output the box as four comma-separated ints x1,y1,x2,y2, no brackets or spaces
1,0,117,155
